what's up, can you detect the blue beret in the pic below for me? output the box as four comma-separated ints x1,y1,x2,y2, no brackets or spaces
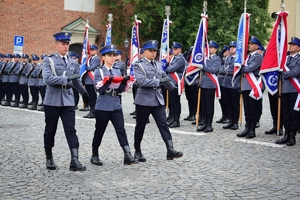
209,40,219,49
116,50,122,55
90,45,98,50
169,49,173,55
100,44,117,55
258,45,265,51
229,41,237,47
53,32,72,42
6,54,14,58
41,54,47,59
142,40,159,50
13,53,21,58
172,42,183,49
22,54,29,59
288,37,300,46
31,54,40,60
139,48,144,54
250,36,262,46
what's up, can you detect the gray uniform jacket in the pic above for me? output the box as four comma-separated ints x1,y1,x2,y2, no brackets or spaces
94,66,126,111
2,62,14,83
0,60,5,81
38,63,46,86
9,61,21,83
165,53,186,85
84,55,100,85
241,51,263,91
113,60,126,76
27,64,40,87
42,53,87,107
200,54,221,89
218,56,228,86
134,58,175,107
282,54,300,93
18,62,31,85
222,55,239,89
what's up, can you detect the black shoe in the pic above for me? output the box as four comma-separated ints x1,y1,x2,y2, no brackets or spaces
79,107,89,111
134,152,146,162
204,126,213,133
123,146,138,165
167,148,183,160
28,101,33,105
246,130,256,139
169,121,180,128
87,113,95,119
188,115,196,121
237,128,249,137
230,123,239,130
90,155,103,166
196,124,206,132
184,114,191,121
222,118,230,124
83,112,91,118
286,138,296,146
275,133,289,144
69,149,86,171
265,127,276,135
19,104,28,109
46,158,56,170
256,121,260,128
2,101,10,106
223,122,233,129
130,111,136,115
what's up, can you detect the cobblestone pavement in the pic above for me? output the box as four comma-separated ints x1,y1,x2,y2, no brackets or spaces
1,91,300,200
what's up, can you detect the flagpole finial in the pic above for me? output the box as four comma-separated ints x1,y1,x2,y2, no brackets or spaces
203,1,207,14
86,18,89,25
244,0,247,13
134,14,137,21
108,13,113,24
281,0,285,11
165,6,171,16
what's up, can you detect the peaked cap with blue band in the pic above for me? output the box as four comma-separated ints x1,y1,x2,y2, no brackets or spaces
209,40,219,49
172,42,183,49
288,37,300,46
53,32,72,42
99,44,117,55
250,36,262,46
141,40,159,50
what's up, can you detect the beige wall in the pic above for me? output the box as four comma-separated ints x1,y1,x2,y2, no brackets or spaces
268,0,299,39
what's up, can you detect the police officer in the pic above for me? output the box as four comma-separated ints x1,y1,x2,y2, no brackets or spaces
18,54,32,108
27,54,40,110
275,37,300,146
236,36,263,139
2,54,14,106
222,41,240,130
37,54,47,111
114,50,126,76
133,40,183,162
0,54,5,105
196,41,222,132
69,51,80,109
42,32,89,171
90,44,137,165
8,53,22,107
165,42,186,128
83,45,100,119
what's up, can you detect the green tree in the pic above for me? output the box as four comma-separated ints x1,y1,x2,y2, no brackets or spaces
98,0,272,50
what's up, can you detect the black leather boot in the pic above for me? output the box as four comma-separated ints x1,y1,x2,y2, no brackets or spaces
286,130,296,146
216,116,226,123
19,102,28,108
45,148,56,170
204,118,213,132
169,115,180,128
28,102,37,110
83,110,92,118
134,143,146,162
230,122,239,130
69,148,86,171
166,140,183,160
79,106,89,111
2,100,10,106
90,156,103,166
87,106,95,118
196,123,206,132
276,129,290,144
265,121,276,134
11,99,19,107
237,123,250,137
122,146,138,165
246,122,256,138
223,118,233,129
167,114,175,126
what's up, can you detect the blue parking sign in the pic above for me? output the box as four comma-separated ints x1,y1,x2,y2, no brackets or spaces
14,36,24,46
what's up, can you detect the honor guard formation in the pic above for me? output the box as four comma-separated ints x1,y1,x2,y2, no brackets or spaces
1,30,300,171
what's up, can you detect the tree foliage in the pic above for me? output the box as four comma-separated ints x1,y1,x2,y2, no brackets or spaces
98,0,273,50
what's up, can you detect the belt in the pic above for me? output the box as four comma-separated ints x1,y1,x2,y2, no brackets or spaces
139,86,161,90
51,84,72,90
243,74,260,78
101,90,119,97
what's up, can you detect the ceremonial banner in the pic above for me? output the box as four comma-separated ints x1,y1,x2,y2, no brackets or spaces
160,19,172,71
105,24,112,46
79,21,91,80
129,19,141,76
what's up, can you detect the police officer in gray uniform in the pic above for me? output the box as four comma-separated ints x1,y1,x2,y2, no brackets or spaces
133,40,183,161
83,45,100,119
113,50,126,76
91,44,137,166
37,54,47,111
9,53,22,107
165,42,186,128
276,37,300,146
0,54,5,104
236,36,263,139
42,32,89,171
222,41,240,130
27,54,40,110
196,41,222,133
18,53,32,108
2,54,14,106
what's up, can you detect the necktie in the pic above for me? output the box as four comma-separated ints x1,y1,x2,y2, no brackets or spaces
150,61,155,66
109,69,113,76
62,57,67,66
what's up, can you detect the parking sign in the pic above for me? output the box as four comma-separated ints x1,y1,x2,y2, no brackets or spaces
14,36,24,46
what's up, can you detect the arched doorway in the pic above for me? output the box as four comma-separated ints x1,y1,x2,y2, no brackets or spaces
69,43,83,64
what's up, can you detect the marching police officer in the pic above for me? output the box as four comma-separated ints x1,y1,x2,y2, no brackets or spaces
18,54,32,108
2,54,14,106
42,32,89,171
90,44,137,166
196,41,222,132
222,41,240,130
133,40,183,161
236,36,263,139
83,45,100,119
9,53,22,107
27,54,40,110
165,42,186,128
276,37,300,146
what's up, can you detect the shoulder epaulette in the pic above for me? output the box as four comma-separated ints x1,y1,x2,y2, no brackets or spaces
48,54,54,57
